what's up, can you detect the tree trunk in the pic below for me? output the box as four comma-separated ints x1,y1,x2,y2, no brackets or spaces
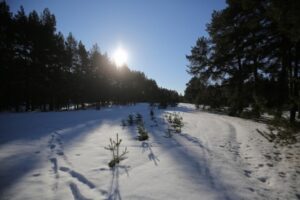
289,43,297,123
236,55,244,114
278,36,289,119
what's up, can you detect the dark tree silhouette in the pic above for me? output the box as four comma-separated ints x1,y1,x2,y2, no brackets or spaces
185,0,300,122
0,2,179,111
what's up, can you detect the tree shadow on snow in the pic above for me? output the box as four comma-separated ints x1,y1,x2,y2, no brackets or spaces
150,127,237,200
123,105,234,198
0,105,137,144
108,165,130,200
141,141,160,166
0,106,135,195
0,153,39,195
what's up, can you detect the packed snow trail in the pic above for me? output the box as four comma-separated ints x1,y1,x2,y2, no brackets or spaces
0,103,299,200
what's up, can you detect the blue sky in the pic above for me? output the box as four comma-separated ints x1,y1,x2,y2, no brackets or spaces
8,0,226,94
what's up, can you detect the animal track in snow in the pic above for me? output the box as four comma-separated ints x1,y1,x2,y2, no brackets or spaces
69,182,92,200
46,132,107,199
59,167,95,189
48,132,64,156
47,131,69,191
243,170,252,177
258,177,268,183
50,158,58,175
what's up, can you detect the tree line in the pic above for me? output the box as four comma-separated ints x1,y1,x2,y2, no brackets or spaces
185,0,300,123
0,2,179,111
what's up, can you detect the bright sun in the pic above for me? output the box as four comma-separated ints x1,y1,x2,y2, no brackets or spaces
113,47,128,67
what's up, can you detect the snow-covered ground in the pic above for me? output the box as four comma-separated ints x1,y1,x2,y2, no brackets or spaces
0,103,299,200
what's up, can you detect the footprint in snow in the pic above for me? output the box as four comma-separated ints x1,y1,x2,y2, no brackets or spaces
69,182,92,200
258,177,268,183
278,172,286,177
59,166,70,172
264,154,272,159
59,167,95,189
244,170,252,177
91,167,110,172
257,164,264,168
274,157,282,162
56,151,64,156
267,163,273,167
50,158,58,175
32,173,40,177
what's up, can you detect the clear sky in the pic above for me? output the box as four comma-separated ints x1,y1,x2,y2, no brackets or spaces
8,0,226,95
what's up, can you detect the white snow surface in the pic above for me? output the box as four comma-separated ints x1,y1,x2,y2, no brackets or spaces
0,103,299,200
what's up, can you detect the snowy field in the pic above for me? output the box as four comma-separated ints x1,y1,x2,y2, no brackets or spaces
0,103,299,200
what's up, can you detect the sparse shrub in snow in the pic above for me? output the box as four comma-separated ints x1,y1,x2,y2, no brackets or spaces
136,113,143,124
256,118,298,145
170,102,178,107
165,112,184,133
123,113,142,127
150,109,154,120
104,134,129,168
165,113,172,123
149,102,155,107
172,113,184,133
127,114,134,126
137,124,149,141
96,102,101,110
159,102,168,109
121,120,127,127
125,113,149,140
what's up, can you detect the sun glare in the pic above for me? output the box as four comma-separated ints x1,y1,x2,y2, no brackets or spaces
113,47,128,67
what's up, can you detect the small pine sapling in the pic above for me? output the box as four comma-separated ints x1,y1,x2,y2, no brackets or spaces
104,134,129,168
165,112,184,133
158,102,168,109
149,102,155,107
136,113,143,124
172,113,184,133
150,109,154,120
137,124,149,141
164,113,173,123
127,114,134,126
121,120,127,127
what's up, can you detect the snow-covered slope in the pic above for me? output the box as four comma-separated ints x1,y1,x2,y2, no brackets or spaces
0,103,299,200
